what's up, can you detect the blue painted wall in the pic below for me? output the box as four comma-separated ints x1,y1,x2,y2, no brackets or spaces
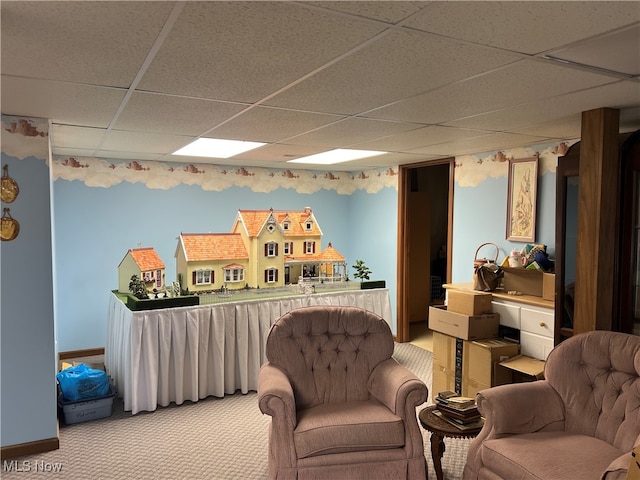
1,117,57,448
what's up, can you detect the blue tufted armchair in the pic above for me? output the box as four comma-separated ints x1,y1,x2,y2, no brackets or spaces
258,306,429,480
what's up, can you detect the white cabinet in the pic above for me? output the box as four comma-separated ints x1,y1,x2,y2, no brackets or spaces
492,298,555,360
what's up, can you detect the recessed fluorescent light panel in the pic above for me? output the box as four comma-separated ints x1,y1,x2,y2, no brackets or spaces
172,138,266,158
287,149,386,165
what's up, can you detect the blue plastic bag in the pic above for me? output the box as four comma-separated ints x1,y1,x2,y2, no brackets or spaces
56,363,110,401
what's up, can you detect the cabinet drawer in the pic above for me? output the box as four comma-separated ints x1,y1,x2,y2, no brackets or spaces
492,301,520,329
520,331,554,360
521,307,554,338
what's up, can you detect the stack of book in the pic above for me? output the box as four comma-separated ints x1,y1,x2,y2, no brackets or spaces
434,391,484,430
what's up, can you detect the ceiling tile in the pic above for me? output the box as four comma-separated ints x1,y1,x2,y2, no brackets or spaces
368,59,616,124
137,1,386,103
410,132,557,156
115,92,249,136
1,1,174,87
99,130,191,154
265,29,522,114
404,1,640,55
446,80,640,132
351,125,490,151
2,77,125,128
51,125,107,150
205,106,345,143
304,1,427,24
550,25,640,76
284,117,424,148
233,143,326,162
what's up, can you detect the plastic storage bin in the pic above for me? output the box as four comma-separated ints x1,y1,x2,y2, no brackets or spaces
58,387,115,424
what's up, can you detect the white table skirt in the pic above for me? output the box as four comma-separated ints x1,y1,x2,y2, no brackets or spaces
105,289,392,414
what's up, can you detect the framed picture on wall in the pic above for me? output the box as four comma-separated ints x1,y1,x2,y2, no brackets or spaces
506,155,538,242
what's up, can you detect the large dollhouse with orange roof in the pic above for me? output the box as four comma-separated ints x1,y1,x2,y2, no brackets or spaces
174,207,347,293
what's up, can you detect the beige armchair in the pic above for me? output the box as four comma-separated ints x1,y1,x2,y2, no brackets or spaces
258,306,428,480
464,330,640,480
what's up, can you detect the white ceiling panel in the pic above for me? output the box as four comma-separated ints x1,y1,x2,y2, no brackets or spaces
351,125,491,152
205,107,345,143
549,25,640,77
404,1,640,55
368,59,619,124
448,81,640,132
263,29,523,114
410,132,557,156
115,92,249,136
137,1,387,103
1,1,174,87
1,1,637,170
284,117,424,148
1,77,126,128
51,125,108,150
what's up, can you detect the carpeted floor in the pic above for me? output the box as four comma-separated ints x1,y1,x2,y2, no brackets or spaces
2,343,471,479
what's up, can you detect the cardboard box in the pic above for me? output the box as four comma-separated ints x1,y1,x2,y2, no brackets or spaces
494,354,545,385
542,273,555,301
502,267,543,296
447,289,493,315
58,387,115,425
428,306,499,341
432,332,519,402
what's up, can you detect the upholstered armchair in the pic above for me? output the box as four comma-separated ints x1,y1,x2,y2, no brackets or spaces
258,306,429,480
464,330,640,480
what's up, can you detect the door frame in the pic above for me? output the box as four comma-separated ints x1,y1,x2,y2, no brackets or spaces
396,158,455,342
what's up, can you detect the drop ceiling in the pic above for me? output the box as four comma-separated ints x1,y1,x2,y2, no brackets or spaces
1,1,639,171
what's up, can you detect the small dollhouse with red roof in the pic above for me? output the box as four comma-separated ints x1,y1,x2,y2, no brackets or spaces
117,247,166,294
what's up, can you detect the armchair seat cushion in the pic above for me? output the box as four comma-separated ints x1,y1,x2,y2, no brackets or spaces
294,399,405,459
482,431,624,480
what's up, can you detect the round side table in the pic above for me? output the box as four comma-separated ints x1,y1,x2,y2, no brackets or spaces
418,405,484,480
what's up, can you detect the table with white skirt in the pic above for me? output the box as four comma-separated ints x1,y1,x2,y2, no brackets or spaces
105,289,392,414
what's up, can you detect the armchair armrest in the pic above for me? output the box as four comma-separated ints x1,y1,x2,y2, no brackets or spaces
258,362,297,429
477,380,565,436
367,358,428,416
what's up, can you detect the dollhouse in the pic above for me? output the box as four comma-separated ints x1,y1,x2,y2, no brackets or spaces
175,207,347,293
117,247,166,294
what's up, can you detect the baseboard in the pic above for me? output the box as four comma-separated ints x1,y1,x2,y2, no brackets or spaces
1,436,59,461
58,347,105,360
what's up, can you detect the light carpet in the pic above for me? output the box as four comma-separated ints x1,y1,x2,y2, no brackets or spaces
2,343,472,479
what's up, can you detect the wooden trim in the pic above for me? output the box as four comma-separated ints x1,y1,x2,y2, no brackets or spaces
58,347,105,360
397,158,454,343
396,166,411,343
1,436,59,461
574,107,620,334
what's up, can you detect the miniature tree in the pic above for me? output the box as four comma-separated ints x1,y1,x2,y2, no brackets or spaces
129,274,148,299
352,259,371,282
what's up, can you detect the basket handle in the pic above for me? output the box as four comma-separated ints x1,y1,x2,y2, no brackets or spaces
474,242,499,264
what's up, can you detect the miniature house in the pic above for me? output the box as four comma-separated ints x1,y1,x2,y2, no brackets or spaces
232,207,346,288
174,207,346,292
117,247,166,294
175,233,249,293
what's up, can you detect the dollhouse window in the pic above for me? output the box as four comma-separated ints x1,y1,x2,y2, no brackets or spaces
305,221,312,230
304,241,315,254
265,268,278,283
265,242,278,257
193,270,213,285
224,267,245,283
283,242,293,255
283,222,290,230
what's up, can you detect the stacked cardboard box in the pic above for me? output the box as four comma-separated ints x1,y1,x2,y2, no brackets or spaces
430,289,519,401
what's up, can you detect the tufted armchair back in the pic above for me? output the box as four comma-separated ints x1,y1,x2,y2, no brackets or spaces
265,305,394,409
544,330,640,452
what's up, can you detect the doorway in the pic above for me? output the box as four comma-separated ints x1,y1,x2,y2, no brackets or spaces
397,158,454,345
